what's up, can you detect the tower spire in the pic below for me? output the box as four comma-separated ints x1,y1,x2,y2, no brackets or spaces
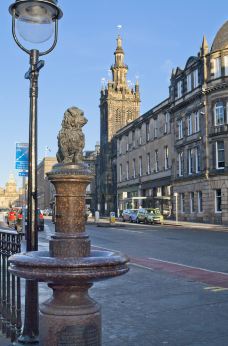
111,35,128,87
200,35,209,56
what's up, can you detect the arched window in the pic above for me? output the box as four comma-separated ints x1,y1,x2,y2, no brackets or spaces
115,109,121,124
214,102,225,126
126,109,133,123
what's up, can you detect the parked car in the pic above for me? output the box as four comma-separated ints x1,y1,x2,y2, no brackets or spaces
136,208,148,223
122,209,137,222
15,208,44,232
128,210,138,223
145,208,164,224
136,208,164,224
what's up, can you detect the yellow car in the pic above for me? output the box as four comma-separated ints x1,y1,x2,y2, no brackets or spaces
145,208,164,224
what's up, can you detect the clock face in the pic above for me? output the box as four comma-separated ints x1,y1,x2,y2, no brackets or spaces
126,109,132,122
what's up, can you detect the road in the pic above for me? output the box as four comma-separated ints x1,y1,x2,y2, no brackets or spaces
37,219,228,346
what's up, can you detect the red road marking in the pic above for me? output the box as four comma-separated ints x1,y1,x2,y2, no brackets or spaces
130,257,228,288
92,245,228,288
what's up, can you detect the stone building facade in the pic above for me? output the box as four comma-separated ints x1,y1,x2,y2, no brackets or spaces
37,157,57,211
115,21,228,224
116,99,172,215
97,35,140,215
172,21,228,224
83,143,100,213
37,146,99,213
0,174,24,208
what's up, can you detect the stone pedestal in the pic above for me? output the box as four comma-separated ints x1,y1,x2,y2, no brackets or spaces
9,163,129,346
40,284,101,345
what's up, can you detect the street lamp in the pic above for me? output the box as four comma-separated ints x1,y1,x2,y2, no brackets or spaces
9,0,62,344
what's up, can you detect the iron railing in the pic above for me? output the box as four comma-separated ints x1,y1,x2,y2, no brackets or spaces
0,229,23,342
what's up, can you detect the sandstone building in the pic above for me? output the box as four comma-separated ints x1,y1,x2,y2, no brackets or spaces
116,100,172,216
97,35,140,215
0,174,24,208
37,145,99,212
114,21,228,224
37,157,57,211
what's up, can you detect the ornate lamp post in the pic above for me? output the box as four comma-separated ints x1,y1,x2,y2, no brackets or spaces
9,1,62,344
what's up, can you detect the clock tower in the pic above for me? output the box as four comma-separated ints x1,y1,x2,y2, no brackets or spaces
98,35,140,215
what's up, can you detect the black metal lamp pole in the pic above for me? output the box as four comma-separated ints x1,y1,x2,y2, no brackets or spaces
9,1,62,344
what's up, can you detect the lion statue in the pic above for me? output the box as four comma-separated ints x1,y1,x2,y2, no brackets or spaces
56,107,88,164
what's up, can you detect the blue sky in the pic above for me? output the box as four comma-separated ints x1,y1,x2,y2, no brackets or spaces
0,0,228,187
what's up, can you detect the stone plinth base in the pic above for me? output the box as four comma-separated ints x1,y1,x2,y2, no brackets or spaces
39,284,101,346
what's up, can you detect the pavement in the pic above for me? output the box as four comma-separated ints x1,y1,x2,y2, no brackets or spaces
93,216,228,232
1,219,228,345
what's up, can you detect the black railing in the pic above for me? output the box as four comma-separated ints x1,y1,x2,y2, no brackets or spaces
0,230,23,342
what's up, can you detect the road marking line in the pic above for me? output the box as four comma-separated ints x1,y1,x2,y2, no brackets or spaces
204,287,228,292
148,257,228,276
129,263,155,271
109,228,143,233
204,287,220,290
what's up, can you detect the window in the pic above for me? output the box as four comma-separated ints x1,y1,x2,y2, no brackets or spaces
146,123,150,141
155,150,159,172
187,73,192,92
164,146,169,170
126,161,129,180
214,102,225,126
195,147,200,173
116,109,121,123
178,119,183,139
214,57,221,78
215,189,222,212
164,113,169,134
190,192,194,213
119,139,122,154
180,193,185,213
126,135,129,152
197,191,203,213
216,141,225,169
126,109,132,123
188,149,193,175
139,156,142,176
133,159,136,178
194,111,200,132
178,152,184,176
119,164,122,182
154,119,158,138
193,69,198,88
147,153,151,174
139,128,142,145
187,115,192,136
225,56,228,76
177,80,182,98
132,130,135,148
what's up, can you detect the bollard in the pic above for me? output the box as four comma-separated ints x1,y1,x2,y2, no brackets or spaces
110,212,116,224
95,210,100,223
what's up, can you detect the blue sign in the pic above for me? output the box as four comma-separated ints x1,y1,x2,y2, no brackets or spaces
15,143,29,170
19,171,28,177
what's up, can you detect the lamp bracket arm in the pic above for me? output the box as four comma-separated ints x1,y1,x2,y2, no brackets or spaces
12,10,30,55
39,19,58,56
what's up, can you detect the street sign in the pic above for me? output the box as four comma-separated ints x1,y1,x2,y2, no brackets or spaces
19,171,28,177
15,143,29,170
